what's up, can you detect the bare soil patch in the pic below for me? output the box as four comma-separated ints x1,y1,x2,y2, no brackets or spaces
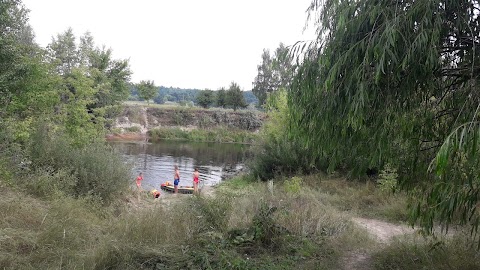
341,218,416,269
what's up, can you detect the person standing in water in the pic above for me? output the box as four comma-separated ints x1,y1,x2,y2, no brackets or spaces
136,172,143,190
174,165,180,194
193,167,200,195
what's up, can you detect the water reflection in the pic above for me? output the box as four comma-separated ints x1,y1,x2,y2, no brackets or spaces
111,141,250,191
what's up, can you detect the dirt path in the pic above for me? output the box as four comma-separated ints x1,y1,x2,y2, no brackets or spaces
352,217,415,244
341,217,416,270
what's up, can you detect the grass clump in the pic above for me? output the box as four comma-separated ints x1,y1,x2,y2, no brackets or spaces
372,232,480,270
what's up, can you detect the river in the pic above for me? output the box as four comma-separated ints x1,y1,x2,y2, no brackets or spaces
111,141,251,191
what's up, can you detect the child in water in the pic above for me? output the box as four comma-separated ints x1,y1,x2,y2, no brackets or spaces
193,167,200,195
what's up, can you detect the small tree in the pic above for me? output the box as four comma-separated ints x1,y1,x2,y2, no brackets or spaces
252,43,293,106
195,89,215,108
216,87,227,108
136,80,157,105
226,82,247,111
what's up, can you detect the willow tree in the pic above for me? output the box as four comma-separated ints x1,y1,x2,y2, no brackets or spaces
291,0,480,234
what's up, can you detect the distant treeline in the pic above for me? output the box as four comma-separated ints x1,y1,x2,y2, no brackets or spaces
129,85,258,105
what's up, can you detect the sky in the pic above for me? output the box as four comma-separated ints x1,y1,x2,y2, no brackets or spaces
22,0,316,90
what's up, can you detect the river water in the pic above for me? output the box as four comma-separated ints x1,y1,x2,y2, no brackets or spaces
111,141,251,191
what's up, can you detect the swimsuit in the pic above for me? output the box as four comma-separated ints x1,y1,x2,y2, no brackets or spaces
193,176,199,184
174,178,180,186
136,176,143,187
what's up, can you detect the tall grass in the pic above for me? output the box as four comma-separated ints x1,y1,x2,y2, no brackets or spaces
372,231,480,269
0,174,379,269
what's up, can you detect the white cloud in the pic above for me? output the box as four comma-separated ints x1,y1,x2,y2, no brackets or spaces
23,0,315,90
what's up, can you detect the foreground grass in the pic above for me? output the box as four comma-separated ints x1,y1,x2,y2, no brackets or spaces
2,174,480,269
1,175,376,269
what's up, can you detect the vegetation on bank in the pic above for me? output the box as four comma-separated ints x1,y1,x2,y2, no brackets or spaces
110,104,263,143
3,171,480,270
148,127,257,144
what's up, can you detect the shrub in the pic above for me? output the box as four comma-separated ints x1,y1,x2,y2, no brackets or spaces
27,125,131,204
284,176,302,194
125,126,141,133
250,91,319,180
377,163,398,193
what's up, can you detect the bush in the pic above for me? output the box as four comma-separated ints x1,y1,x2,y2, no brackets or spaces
27,125,131,204
284,176,302,195
250,91,319,180
377,164,398,193
125,126,141,133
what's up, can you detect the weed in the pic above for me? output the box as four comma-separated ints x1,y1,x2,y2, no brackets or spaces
377,163,398,193
284,176,302,194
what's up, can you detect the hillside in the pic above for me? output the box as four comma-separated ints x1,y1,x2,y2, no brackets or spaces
113,105,265,133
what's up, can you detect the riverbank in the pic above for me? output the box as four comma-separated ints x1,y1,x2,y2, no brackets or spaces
107,104,263,143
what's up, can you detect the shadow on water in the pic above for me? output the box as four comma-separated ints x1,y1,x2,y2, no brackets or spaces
111,140,251,192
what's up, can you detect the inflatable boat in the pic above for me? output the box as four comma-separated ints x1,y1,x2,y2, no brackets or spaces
160,182,194,194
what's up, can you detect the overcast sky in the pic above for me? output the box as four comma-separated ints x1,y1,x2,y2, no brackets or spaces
22,0,316,90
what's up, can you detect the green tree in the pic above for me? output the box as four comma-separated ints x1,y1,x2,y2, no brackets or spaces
252,43,293,106
0,0,59,143
47,28,78,75
136,80,158,104
196,89,215,108
226,82,247,111
47,30,131,108
289,0,480,236
216,87,227,108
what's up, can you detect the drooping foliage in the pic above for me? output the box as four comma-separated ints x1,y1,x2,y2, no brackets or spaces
290,0,480,233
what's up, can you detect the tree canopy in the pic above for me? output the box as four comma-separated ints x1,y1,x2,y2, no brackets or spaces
252,43,293,106
136,80,158,104
216,87,227,108
226,82,247,111
195,89,215,108
290,0,480,234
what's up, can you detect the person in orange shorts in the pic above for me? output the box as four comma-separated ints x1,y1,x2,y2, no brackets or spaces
193,167,200,195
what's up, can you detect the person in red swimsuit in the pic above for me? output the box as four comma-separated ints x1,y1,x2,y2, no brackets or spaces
136,172,143,190
193,167,200,195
